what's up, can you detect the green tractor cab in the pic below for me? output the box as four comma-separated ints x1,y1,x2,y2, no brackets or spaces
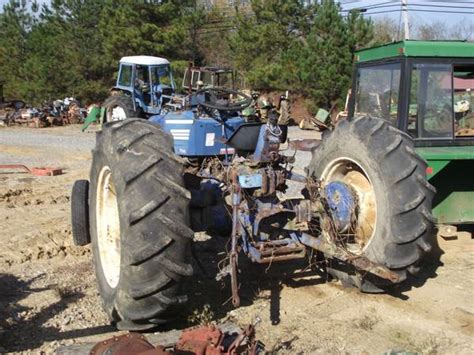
348,40,474,234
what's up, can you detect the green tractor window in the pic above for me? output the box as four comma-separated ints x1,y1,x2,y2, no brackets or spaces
355,63,401,126
408,64,453,139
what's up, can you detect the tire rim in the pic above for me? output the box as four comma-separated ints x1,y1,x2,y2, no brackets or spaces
96,166,121,288
321,157,377,254
110,106,127,121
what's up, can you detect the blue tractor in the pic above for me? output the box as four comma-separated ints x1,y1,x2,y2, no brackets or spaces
100,55,250,157
71,55,437,331
103,55,176,120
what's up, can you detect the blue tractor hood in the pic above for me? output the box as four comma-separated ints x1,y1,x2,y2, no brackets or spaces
149,110,244,157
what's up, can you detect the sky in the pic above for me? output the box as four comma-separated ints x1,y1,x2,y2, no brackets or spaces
339,0,474,27
0,0,473,27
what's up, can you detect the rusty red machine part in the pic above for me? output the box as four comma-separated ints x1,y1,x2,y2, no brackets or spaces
0,164,63,176
89,321,261,355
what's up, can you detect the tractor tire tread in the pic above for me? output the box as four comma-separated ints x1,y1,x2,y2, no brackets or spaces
308,115,436,292
89,118,192,329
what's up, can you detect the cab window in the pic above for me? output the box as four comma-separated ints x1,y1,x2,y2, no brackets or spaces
151,65,172,87
118,64,132,86
135,65,150,88
453,65,474,137
408,64,453,139
355,63,401,126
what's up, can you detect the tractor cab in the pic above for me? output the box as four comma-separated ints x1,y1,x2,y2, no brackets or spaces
115,55,176,115
348,40,474,228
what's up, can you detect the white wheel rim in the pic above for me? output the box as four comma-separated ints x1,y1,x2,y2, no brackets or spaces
96,166,121,288
111,106,127,121
321,157,377,254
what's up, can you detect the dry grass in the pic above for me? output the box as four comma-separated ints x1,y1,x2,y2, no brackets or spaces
188,304,215,326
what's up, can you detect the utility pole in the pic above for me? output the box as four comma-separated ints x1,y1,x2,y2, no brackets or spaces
402,0,410,40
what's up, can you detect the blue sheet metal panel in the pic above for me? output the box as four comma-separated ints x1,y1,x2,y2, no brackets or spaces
238,174,263,188
149,111,244,156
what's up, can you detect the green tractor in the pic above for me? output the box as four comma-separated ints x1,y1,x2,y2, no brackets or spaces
347,40,474,238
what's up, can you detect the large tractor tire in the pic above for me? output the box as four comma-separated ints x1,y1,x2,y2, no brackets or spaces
103,95,141,122
307,116,436,292
89,118,193,330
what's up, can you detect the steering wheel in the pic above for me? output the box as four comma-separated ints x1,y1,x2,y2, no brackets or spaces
196,87,252,112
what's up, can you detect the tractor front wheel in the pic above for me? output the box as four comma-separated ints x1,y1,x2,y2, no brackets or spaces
89,119,193,330
103,95,141,122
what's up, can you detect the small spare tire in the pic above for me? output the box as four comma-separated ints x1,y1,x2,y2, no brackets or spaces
71,179,91,246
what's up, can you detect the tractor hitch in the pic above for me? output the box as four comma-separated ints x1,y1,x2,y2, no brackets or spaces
298,233,401,283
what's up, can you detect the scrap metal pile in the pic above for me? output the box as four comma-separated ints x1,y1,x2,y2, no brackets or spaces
0,97,86,128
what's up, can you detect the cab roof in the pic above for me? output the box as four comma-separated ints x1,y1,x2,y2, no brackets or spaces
120,55,170,66
355,40,474,63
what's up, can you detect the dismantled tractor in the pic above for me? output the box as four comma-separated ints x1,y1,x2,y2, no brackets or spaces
71,56,436,331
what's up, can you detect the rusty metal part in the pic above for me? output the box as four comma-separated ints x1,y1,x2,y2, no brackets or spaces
259,168,286,196
248,239,306,263
294,200,312,223
253,199,312,235
288,139,321,151
67,103,82,124
175,325,224,354
227,317,261,354
230,163,286,197
230,183,241,307
0,164,63,176
90,333,155,355
299,233,401,282
253,204,286,234
88,322,261,354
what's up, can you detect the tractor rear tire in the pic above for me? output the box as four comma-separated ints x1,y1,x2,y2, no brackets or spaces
307,116,436,292
89,118,193,330
103,95,141,122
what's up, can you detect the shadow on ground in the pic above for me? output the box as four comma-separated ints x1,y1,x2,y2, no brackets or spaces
176,230,445,328
170,236,329,331
0,273,114,352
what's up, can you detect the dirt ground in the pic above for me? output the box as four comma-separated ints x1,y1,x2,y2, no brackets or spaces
0,125,473,354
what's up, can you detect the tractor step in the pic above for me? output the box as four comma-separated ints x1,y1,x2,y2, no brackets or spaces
247,239,306,263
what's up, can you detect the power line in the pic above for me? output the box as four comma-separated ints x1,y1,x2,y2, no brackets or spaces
365,8,474,15
413,1,474,3
342,2,474,12
410,3,474,8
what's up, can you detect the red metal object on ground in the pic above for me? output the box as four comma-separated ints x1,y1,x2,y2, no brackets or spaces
87,322,260,355
173,325,225,354
0,164,63,176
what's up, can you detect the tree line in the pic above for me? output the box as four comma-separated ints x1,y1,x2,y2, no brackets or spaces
1,0,375,112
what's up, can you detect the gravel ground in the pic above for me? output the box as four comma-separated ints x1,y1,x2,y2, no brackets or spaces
0,125,95,168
